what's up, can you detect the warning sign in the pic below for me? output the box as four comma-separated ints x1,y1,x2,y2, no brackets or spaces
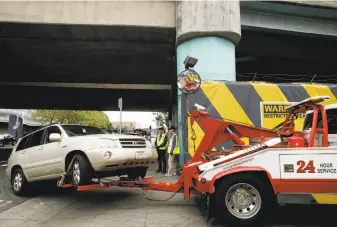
260,102,306,131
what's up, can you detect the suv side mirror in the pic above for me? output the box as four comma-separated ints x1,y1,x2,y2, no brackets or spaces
49,133,62,142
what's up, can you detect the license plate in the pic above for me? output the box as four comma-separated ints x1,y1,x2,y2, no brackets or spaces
136,151,147,159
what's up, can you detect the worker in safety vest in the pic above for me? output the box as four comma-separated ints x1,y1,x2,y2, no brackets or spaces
155,127,168,173
165,126,180,177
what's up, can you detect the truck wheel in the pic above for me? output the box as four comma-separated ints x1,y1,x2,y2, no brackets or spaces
71,154,93,187
11,168,28,196
215,174,274,227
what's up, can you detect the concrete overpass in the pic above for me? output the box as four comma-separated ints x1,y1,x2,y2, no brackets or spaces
1,0,337,165
0,1,336,112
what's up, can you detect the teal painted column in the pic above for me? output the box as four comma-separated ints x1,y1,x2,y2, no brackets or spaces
177,37,236,81
175,0,241,165
176,37,236,165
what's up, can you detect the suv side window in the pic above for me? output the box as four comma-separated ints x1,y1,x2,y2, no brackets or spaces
16,136,30,152
26,130,45,149
42,126,62,144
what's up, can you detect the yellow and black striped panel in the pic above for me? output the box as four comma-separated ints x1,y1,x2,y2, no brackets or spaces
184,81,337,158
278,193,337,205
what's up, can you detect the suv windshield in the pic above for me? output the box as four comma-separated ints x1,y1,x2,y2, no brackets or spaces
62,125,108,137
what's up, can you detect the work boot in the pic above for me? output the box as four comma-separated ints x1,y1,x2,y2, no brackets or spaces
162,170,166,174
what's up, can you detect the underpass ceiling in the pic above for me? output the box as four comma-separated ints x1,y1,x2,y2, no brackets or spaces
0,22,337,110
0,85,171,111
236,29,337,83
0,22,175,84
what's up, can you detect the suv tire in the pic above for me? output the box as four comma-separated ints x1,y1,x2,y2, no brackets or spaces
11,168,28,196
71,154,93,187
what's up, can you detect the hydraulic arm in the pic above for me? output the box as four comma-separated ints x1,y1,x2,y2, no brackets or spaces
189,109,278,162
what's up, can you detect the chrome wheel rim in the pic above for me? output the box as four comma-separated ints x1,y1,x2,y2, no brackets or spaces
225,183,262,219
73,161,80,184
13,172,23,191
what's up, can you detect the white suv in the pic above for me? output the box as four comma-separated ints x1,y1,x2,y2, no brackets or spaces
302,103,337,146
6,124,157,195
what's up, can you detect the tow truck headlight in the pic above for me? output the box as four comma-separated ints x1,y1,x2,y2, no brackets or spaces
104,151,112,159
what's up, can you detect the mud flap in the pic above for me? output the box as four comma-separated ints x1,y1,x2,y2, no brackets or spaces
199,193,216,223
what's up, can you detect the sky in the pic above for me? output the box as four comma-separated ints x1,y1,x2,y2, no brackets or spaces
104,111,157,128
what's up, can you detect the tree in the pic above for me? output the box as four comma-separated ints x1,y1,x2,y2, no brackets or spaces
153,112,169,127
32,110,112,129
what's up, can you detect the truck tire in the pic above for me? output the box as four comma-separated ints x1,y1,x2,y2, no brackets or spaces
215,173,275,227
11,168,28,196
71,154,93,187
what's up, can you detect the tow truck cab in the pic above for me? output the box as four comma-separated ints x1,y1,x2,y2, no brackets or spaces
302,103,337,146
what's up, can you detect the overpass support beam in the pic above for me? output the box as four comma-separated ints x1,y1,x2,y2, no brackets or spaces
176,0,241,164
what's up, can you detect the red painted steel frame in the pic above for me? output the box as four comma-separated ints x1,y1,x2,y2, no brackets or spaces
307,105,328,147
63,97,330,202
189,110,278,162
279,102,328,147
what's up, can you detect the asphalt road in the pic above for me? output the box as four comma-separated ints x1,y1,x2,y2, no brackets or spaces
0,161,31,213
0,163,336,226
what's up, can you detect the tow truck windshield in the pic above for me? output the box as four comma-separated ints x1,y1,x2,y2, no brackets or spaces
62,125,108,137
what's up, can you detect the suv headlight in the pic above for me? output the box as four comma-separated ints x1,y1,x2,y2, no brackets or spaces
99,139,118,149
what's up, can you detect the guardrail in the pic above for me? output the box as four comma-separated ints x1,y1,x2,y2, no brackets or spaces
0,147,13,161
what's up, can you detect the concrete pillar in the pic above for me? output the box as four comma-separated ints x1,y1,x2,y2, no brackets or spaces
176,0,241,164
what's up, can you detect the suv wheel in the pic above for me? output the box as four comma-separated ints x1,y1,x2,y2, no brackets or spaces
11,168,28,196
71,154,93,187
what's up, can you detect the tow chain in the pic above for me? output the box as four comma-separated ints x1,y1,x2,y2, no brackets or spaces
190,123,197,154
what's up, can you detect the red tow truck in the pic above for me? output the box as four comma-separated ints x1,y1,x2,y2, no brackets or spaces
58,58,337,226
58,94,337,226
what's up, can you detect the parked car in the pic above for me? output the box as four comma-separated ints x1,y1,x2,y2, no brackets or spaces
6,124,157,195
0,134,17,147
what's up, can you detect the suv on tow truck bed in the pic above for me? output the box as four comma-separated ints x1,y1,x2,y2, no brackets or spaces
6,124,157,195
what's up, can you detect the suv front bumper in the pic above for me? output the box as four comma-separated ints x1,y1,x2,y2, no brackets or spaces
85,147,157,171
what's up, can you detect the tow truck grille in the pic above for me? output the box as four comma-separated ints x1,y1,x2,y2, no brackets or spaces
119,138,146,148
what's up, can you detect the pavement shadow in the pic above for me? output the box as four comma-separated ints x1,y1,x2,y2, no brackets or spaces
18,180,77,198
74,189,141,205
22,181,142,206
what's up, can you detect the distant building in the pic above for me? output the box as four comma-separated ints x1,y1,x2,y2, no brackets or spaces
111,121,141,134
0,109,44,137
